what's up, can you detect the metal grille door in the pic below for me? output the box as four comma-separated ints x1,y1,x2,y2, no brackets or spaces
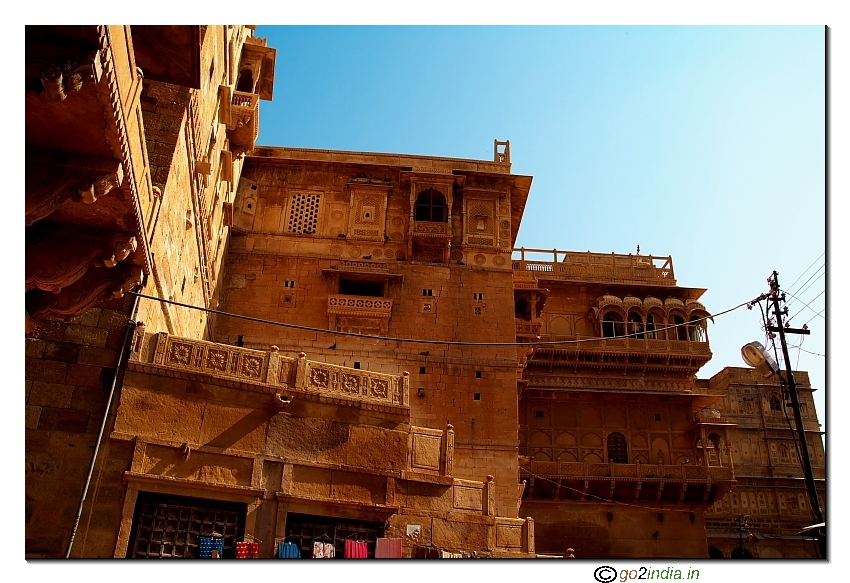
127,492,246,558
284,512,384,559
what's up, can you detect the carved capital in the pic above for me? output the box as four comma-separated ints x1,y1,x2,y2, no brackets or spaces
25,146,124,225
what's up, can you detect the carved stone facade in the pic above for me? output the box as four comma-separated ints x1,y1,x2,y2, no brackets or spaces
702,368,824,558
26,26,819,561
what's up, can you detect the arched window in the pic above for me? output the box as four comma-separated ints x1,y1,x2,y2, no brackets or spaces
708,547,724,559
607,432,628,463
672,314,687,341
414,189,447,222
769,395,782,412
688,316,705,342
645,314,658,339
628,313,644,338
602,312,624,338
237,68,254,93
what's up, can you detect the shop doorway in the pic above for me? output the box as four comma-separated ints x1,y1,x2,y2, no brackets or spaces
127,491,246,558
284,512,385,558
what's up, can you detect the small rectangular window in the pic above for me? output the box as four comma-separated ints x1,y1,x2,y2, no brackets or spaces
354,362,361,369
654,413,662,422
474,306,483,316
475,370,482,379
535,411,544,419
474,393,481,401
473,293,483,301
284,280,296,288
419,366,426,374
422,289,433,297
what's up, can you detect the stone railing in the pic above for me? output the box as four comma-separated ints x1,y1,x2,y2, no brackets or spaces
327,294,393,318
409,424,455,477
132,332,408,410
412,221,450,236
522,461,735,483
516,320,542,338
533,336,711,356
512,248,676,286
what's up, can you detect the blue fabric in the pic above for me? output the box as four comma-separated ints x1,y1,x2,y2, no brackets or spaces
278,542,301,558
199,536,224,558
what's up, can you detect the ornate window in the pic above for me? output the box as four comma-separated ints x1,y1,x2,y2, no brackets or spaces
627,313,644,338
672,314,688,341
287,193,321,234
607,432,628,463
414,189,447,222
602,312,624,338
645,314,658,339
769,395,782,412
688,316,705,342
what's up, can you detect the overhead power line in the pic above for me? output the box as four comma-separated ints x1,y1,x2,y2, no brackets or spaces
128,291,751,348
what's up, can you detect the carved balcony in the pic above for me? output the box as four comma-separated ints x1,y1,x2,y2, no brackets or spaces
412,220,450,238
512,247,677,286
130,332,410,417
327,295,393,318
520,460,735,504
227,90,259,151
516,320,542,339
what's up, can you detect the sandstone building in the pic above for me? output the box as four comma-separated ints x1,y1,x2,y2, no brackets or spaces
702,368,825,558
25,25,823,559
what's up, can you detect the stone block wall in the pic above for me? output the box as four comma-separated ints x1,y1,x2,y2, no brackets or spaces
25,295,135,557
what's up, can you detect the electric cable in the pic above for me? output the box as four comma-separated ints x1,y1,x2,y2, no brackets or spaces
783,253,824,296
784,289,826,323
128,290,752,347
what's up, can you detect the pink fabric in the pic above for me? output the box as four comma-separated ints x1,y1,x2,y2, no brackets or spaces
375,538,403,558
345,540,368,558
323,542,335,558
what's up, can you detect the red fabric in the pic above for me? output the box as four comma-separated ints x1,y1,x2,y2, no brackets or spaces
235,542,249,558
247,542,260,558
375,538,403,558
345,540,368,558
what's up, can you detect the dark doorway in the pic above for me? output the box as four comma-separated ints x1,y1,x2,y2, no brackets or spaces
127,491,246,558
284,512,385,559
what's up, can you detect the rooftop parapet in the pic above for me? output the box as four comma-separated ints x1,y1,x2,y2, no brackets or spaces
512,248,676,286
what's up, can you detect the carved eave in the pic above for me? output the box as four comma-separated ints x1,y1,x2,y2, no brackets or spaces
130,25,202,88
26,263,143,321
26,221,137,293
241,40,277,101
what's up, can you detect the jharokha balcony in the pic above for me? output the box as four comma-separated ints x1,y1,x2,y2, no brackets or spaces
228,90,260,150
520,460,735,504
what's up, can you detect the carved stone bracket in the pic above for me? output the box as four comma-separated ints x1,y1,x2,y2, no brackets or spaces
26,222,137,293
26,263,142,321
25,146,124,225
26,50,102,102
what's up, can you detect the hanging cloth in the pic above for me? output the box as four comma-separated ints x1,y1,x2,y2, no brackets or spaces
345,539,368,558
441,550,463,558
198,536,213,559
313,541,325,558
235,542,249,558
278,541,301,558
375,538,403,559
247,542,260,558
323,542,335,558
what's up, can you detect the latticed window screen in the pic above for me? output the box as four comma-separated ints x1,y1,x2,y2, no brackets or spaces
287,193,321,234
127,492,246,558
607,432,629,464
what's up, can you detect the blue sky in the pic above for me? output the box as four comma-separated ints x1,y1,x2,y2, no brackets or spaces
257,25,826,431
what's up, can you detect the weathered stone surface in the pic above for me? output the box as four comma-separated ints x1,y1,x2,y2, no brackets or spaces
431,517,490,551
346,425,407,471
113,387,204,443
266,415,349,465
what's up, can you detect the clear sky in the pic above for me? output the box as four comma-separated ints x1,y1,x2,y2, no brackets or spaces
256,25,826,431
